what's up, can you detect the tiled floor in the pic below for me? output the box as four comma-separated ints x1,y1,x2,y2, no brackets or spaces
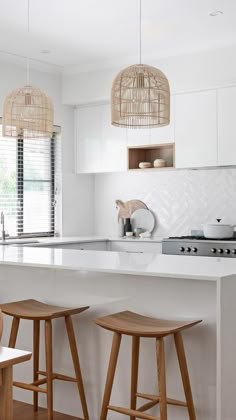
13,401,82,419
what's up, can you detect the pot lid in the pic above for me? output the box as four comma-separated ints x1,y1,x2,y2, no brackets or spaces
205,218,233,227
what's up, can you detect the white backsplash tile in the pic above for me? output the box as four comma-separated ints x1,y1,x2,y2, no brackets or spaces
94,168,236,237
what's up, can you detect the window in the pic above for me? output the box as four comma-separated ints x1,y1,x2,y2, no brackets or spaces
0,125,57,238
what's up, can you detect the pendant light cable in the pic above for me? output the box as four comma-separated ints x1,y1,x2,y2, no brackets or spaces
2,0,54,138
139,0,142,64
26,0,30,85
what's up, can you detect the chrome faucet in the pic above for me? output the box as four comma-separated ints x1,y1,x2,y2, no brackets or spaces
1,212,6,241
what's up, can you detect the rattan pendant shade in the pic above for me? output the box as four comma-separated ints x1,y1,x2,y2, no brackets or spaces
3,85,54,138
111,64,170,129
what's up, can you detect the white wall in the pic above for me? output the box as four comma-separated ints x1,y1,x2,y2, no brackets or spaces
94,168,236,237
0,59,94,237
62,44,236,105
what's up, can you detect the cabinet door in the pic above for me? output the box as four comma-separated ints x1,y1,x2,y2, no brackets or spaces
75,106,103,173
78,241,107,250
150,96,175,145
101,104,127,172
218,87,236,166
38,242,107,250
175,90,217,168
127,127,150,146
110,241,162,253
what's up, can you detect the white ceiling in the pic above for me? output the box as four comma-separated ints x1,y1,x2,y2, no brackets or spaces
0,0,235,73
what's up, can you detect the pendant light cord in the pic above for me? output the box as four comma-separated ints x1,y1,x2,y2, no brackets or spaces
139,0,142,64
26,0,30,85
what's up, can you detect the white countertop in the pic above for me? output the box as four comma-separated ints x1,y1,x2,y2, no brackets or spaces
0,246,235,281
0,235,164,246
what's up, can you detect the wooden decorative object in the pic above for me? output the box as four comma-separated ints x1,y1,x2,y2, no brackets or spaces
3,85,54,138
111,64,170,128
116,199,148,220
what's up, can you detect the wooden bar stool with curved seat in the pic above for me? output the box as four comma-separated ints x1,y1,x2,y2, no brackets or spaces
95,311,202,420
0,309,32,420
0,299,90,420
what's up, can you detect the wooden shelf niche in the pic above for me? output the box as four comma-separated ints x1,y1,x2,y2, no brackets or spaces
128,143,175,170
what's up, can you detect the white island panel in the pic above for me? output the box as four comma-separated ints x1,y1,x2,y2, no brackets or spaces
0,249,235,419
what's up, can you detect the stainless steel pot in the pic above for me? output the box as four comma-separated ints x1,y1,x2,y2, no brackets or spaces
203,219,236,239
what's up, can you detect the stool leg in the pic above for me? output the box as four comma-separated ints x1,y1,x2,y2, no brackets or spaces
45,320,53,420
65,315,89,420
156,338,167,420
174,332,196,420
8,317,20,348
100,332,121,420
0,366,13,420
33,320,40,411
130,336,140,420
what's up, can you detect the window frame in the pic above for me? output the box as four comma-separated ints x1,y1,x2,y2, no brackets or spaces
0,119,60,239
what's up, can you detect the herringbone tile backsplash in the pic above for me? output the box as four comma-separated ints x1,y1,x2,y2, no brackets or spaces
94,168,236,237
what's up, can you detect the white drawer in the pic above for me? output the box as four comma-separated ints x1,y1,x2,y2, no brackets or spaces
110,241,162,253
40,241,107,251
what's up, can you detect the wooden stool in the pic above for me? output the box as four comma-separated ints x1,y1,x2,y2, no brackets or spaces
0,310,32,420
0,299,90,420
95,311,202,420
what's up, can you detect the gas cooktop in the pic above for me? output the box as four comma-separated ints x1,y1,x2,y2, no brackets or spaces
168,235,236,241
163,236,236,257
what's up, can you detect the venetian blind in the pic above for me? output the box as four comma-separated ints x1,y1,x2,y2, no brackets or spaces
0,126,58,238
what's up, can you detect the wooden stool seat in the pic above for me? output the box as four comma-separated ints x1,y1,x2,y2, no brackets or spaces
96,310,202,420
0,299,90,420
95,310,201,337
0,299,88,320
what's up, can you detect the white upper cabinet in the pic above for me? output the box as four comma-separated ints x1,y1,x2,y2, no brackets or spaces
127,127,150,146
218,87,236,166
150,96,175,145
75,104,127,173
75,106,103,173
101,104,127,172
175,90,217,168
75,87,236,173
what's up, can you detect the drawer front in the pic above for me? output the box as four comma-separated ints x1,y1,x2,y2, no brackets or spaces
110,241,162,253
40,242,107,251
77,241,107,251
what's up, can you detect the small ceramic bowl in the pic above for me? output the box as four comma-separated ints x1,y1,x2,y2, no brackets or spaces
126,231,133,237
153,159,166,168
133,228,144,237
139,162,152,169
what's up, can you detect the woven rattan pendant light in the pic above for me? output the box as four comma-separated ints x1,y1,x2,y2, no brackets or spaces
2,0,54,138
111,0,170,128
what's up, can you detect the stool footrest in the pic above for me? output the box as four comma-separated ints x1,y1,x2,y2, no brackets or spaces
108,405,160,420
138,399,159,412
37,370,77,383
136,392,187,407
13,381,47,393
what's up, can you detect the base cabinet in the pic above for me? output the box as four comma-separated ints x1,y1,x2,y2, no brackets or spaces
39,242,108,251
109,241,162,253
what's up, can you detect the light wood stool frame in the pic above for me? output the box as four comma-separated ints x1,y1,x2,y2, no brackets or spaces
1,300,89,420
96,311,201,420
0,346,32,420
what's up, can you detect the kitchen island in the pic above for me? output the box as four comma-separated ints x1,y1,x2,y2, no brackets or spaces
0,246,234,420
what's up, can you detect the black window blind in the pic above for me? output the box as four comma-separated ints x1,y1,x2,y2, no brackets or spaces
0,127,56,238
